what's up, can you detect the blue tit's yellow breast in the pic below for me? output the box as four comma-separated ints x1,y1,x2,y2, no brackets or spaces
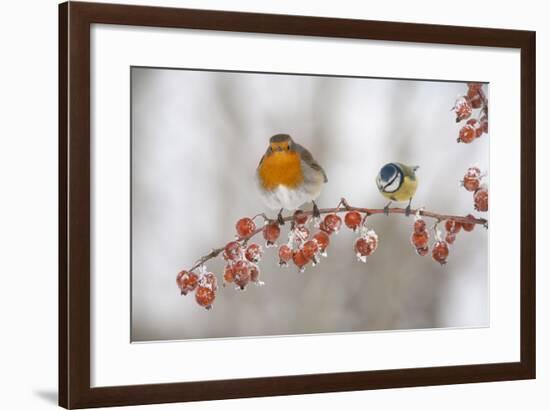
258,151,304,191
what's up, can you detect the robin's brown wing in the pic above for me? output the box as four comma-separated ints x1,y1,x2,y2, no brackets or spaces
293,143,328,183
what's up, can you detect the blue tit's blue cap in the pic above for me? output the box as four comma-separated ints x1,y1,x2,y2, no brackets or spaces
379,163,398,182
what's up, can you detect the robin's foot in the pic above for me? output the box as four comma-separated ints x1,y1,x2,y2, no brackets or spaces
384,201,392,216
312,201,321,219
277,208,285,225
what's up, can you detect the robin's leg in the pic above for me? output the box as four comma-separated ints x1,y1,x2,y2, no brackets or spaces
277,208,285,225
312,201,321,219
405,198,412,217
384,201,392,216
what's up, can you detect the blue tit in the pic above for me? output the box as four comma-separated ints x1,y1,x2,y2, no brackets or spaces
376,162,419,216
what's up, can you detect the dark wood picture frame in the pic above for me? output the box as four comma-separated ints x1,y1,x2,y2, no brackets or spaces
59,1,536,408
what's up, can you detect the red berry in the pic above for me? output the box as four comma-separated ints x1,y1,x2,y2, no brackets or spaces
235,217,256,237
416,246,429,256
293,210,308,226
245,243,263,263
463,177,480,192
278,244,292,264
313,231,330,252
302,240,319,259
414,219,427,234
344,211,362,231
467,83,482,98
454,96,472,122
480,116,488,133
445,233,456,245
411,231,429,248
458,124,476,143
469,93,482,109
432,241,449,265
445,219,462,234
467,118,483,137
223,264,235,283
292,250,310,270
249,264,261,283
463,167,482,192
323,214,342,234
354,231,378,261
232,260,250,289
462,214,476,232
223,241,242,261
195,286,215,309
263,222,281,245
176,270,199,295
474,187,489,212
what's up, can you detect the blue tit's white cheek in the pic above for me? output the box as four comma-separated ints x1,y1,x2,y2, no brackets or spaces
384,174,402,193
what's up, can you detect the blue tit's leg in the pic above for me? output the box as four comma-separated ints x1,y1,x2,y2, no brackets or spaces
405,198,412,217
384,201,392,216
312,201,321,219
277,208,285,225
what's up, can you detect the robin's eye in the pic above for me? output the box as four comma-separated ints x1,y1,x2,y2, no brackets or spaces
286,144,290,150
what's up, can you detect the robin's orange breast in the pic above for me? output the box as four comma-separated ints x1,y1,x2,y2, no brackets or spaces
258,151,303,191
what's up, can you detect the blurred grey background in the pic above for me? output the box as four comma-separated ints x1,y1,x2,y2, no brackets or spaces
131,67,489,342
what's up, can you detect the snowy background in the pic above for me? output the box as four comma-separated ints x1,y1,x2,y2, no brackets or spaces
131,67,489,342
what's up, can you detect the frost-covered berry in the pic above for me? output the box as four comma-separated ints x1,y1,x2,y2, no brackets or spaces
195,286,215,309
467,83,482,98
462,214,476,232
445,219,462,234
344,211,362,231
445,233,456,245
232,260,250,290
454,96,472,122
295,225,310,241
480,116,488,133
458,124,476,143
463,167,482,192
249,264,261,283
235,217,256,237
278,244,293,266
467,118,483,138
245,243,263,263
411,231,429,248
354,230,378,262
302,240,319,259
323,214,342,234
293,210,308,226
432,241,449,265
176,270,199,295
414,219,427,234
223,241,242,261
200,272,218,292
263,222,281,246
223,264,235,284
292,250,310,272
313,231,330,254
469,93,482,109
474,186,488,212
416,246,429,256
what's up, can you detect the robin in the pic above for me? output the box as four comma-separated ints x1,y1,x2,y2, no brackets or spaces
257,134,327,223
375,162,419,216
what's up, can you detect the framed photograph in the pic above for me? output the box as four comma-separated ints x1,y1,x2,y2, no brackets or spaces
59,1,535,408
